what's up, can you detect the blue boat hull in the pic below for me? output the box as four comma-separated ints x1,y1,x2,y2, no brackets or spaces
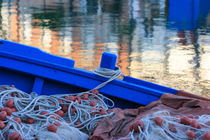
0,40,178,108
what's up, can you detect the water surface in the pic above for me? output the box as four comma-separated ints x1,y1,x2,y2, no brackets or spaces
0,0,210,97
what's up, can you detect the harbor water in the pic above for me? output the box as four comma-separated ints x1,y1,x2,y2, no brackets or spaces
0,0,209,97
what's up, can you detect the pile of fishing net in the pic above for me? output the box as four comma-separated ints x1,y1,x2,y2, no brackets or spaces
119,111,210,140
90,92,210,140
0,85,210,140
0,85,114,140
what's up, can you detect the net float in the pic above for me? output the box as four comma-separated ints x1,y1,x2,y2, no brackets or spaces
47,124,57,133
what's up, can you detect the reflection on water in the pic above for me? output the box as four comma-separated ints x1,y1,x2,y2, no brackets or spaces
0,0,210,97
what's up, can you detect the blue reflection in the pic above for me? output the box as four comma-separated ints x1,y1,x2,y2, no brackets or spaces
167,0,210,30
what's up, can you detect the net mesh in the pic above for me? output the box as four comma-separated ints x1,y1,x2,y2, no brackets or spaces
0,85,114,139
119,111,210,140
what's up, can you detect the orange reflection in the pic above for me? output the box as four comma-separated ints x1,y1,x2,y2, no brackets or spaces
50,31,60,55
118,43,129,76
70,27,83,68
94,43,106,47
10,5,20,42
31,27,42,48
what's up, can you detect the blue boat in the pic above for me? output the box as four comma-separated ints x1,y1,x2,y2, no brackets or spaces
0,39,178,108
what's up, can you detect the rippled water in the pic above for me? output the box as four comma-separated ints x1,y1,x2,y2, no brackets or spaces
0,0,210,97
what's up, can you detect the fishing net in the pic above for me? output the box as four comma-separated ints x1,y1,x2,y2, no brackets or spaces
37,122,88,140
1,84,210,140
0,85,114,140
90,93,210,140
119,111,210,140
0,66,123,139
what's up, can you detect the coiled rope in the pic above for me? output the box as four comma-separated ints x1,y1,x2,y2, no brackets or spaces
0,84,115,139
92,66,123,90
0,66,123,139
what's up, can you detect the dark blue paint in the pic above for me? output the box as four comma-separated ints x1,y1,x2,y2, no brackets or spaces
32,77,45,94
0,68,34,93
0,40,178,108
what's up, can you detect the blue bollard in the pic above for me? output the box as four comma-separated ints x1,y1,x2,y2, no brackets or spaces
100,52,117,70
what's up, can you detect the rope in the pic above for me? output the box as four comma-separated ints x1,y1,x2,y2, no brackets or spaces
0,66,122,139
92,66,123,90
119,111,210,140
0,85,115,139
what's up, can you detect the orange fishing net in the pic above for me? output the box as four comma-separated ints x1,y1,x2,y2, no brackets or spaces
90,92,210,140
